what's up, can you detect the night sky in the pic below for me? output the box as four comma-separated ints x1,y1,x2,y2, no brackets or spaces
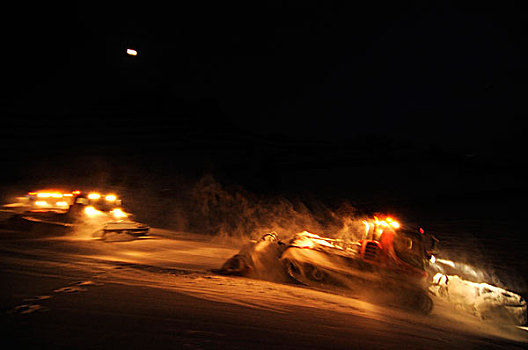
2,1,527,218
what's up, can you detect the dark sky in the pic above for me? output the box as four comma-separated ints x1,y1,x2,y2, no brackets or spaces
2,1,527,204
5,2,527,138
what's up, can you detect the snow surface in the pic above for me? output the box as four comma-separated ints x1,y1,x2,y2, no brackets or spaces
1,228,527,349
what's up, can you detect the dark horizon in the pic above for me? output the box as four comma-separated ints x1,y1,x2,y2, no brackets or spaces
2,1,527,222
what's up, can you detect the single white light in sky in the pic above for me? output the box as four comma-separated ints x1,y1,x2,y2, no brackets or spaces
127,48,138,56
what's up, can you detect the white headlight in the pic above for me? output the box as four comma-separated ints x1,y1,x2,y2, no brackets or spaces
84,206,102,216
111,208,127,218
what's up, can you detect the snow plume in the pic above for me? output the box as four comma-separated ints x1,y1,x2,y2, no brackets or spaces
423,222,528,295
68,210,110,240
184,175,367,241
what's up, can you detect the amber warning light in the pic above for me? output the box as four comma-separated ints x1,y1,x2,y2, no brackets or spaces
126,48,138,56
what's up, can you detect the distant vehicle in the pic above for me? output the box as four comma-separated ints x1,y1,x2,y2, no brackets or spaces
1,189,149,238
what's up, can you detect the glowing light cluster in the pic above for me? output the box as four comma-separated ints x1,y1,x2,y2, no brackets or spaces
84,206,103,216
373,216,400,229
36,192,63,198
29,190,81,198
35,201,70,208
111,208,127,218
84,206,127,218
33,193,72,208
363,216,401,236
87,193,118,201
